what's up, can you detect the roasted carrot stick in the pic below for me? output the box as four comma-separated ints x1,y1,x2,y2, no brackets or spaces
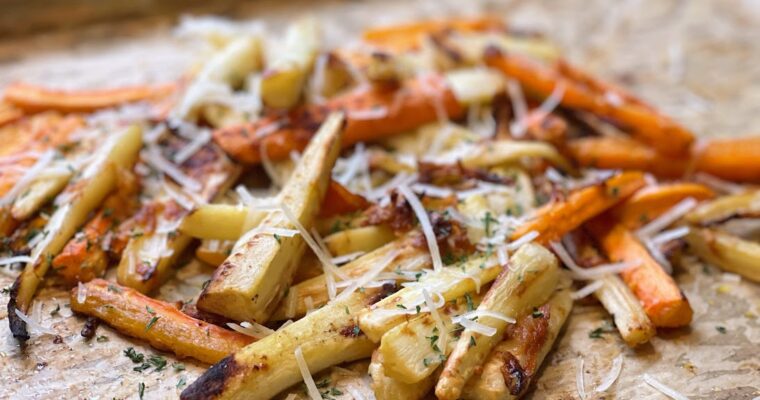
0,101,23,127
319,180,371,218
511,171,646,244
692,136,760,182
587,219,693,328
71,279,253,364
566,136,689,178
3,82,177,113
485,51,694,156
214,74,464,164
52,170,140,285
362,16,504,52
610,182,714,230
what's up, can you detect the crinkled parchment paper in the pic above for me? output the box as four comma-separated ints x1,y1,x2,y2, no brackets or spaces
1,0,758,399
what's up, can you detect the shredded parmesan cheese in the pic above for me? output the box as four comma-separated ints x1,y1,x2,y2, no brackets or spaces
77,281,88,304
454,310,516,325
423,288,448,354
576,357,586,400
506,230,539,251
226,321,275,339
14,308,55,335
459,317,497,337
331,251,366,265
336,250,397,301
651,226,690,245
294,346,322,400
595,354,623,392
143,147,202,192
571,280,605,300
506,79,529,138
642,374,689,400
0,150,55,206
173,128,212,164
637,197,697,238
0,255,33,266
550,241,638,280
398,184,443,272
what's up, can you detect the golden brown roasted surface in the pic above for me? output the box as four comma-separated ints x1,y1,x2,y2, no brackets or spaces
0,1,759,399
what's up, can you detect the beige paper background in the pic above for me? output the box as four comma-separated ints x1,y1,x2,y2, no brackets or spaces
1,0,758,399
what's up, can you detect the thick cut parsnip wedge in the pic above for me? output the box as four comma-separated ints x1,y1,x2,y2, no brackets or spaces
270,233,429,321
324,225,396,256
8,126,142,341
567,229,655,346
686,227,760,283
71,279,253,364
10,169,72,220
181,204,265,241
380,292,483,383
369,350,439,400
181,292,375,400
595,274,657,346
359,255,502,342
444,31,560,65
435,243,559,400
197,113,344,322
461,278,573,400
684,190,760,226
260,17,320,109
175,36,263,120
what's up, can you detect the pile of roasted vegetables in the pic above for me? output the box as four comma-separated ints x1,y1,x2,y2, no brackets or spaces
1,15,758,400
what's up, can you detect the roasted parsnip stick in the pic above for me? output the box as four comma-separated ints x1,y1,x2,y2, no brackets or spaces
8,125,142,341
71,279,253,364
260,17,320,109
435,243,560,400
270,233,429,321
197,113,343,322
181,292,376,400
359,254,502,342
684,190,760,226
686,227,760,283
511,171,646,244
369,350,439,400
324,225,396,256
461,277,573,400
568,229,656,346
379,292,483,383
175,35,263,120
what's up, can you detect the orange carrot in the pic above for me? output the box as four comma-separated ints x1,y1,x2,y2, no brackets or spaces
485,51,694,156
610,183,714,230
319,180,371,218
0,101,23,127
214,74,465,164
587,219,693,328
3,82,177,113
692,136,760,182
511,171,646,244
362,16,504,52
566,136,689,178
71,279,253,364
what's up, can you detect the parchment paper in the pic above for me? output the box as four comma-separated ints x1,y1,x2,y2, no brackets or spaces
1,0,758,399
